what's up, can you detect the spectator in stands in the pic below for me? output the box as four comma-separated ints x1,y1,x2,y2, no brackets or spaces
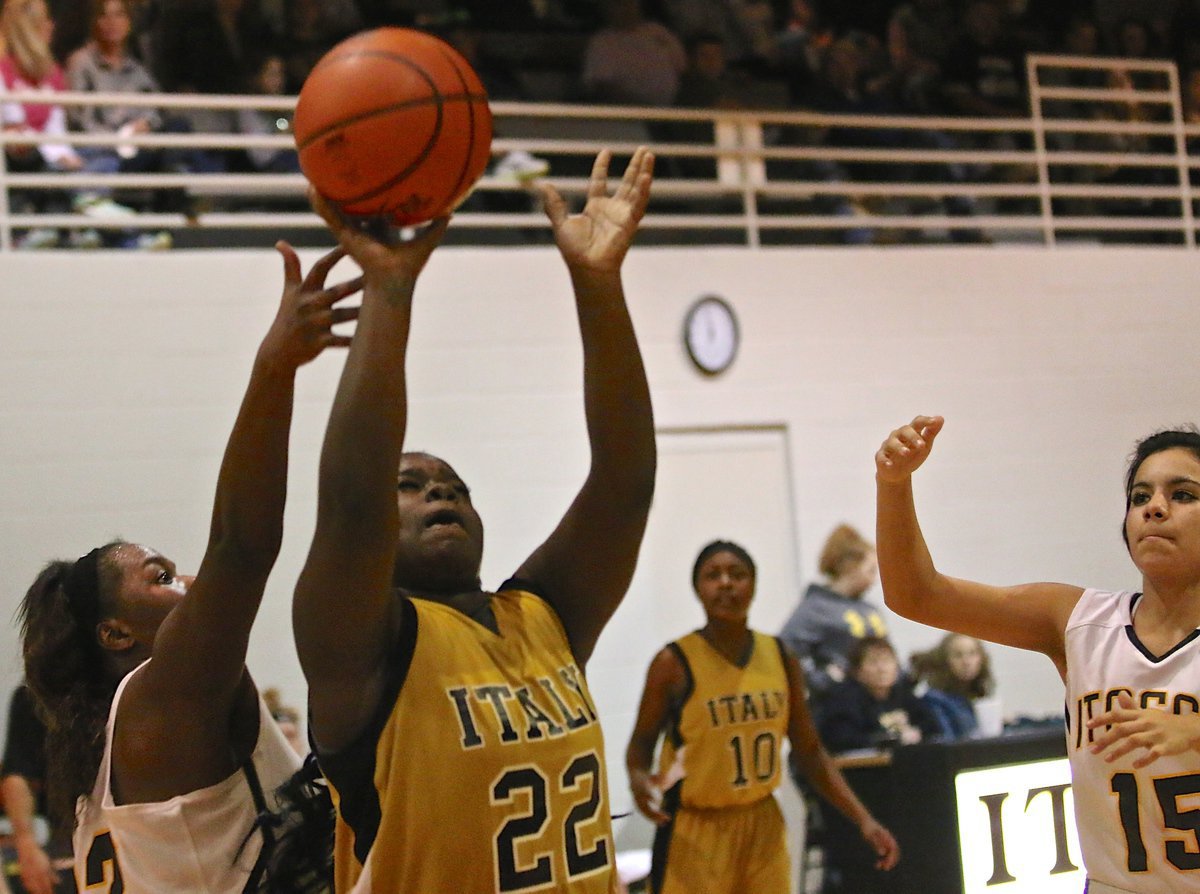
66,0,161,138
1107,17,1170,94
440,16,527,102
281,0,361,90
675,31,746,110
773,0,831,104
804,30,888,113
657,32,743,179
582,0,686,106
1,0,82,175
939,0,1027,118
887,0,954,72
153,0,276,94
867,13,942,114
806,31,909,193
65,0,193,245
1043,17,1105,133
816,636,941,753
234,47,299,173
661,0,776,70
0,0,140,247
814,634,938,893
779,524,888,704
910,633,996,740
1110,16,1160,61
2,683,75,894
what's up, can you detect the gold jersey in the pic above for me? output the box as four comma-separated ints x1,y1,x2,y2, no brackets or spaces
658,631,790,810
322,586,617,894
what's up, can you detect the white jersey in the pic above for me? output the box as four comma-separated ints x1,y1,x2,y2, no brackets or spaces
73,662,301,894
1065,588,1200,894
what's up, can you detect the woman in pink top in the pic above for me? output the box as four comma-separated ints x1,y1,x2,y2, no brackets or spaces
0,0,82,173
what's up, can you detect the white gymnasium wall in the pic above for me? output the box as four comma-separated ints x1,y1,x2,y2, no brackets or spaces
2,245,1197,812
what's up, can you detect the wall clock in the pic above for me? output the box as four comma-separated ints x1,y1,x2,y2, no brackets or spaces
683,295,739,376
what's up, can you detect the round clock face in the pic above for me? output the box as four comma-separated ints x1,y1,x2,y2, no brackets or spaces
684,295,739,375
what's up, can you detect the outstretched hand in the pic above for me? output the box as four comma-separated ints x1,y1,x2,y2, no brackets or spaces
629,768,670,825
14,836,58,894
860,816,901,870
1089,691,1200,769
540,146,654,274
876,415,945,484
260,241,363,370
309,188,449,288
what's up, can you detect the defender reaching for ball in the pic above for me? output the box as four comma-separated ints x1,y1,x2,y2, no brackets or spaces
18,244,360,894
294,147,656,893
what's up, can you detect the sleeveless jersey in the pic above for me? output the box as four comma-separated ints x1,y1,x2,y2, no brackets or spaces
657,631,790,810
1065,588,1200,893
322,585,617,894
73,662,301,893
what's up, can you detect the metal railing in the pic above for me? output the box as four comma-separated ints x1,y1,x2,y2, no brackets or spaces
0,53,1196,249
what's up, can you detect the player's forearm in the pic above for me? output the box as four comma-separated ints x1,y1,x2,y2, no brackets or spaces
572,268,655,503
318,277,414,531
205,355,297,577
298,279,414,678
0,775,39,838
794,748,873,829
625,732,658,776
876,477,942,620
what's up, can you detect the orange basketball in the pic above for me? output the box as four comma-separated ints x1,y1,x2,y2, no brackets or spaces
294,27,493,226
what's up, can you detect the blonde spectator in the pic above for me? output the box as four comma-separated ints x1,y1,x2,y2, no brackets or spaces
779,523,887,702
0,0,83,174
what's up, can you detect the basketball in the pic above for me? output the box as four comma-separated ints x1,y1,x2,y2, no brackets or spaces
294,27,493,226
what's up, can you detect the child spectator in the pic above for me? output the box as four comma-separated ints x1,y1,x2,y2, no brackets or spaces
816,636,941,753
911,633,996,740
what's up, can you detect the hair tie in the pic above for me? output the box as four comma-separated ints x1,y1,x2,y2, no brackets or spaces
63,546,105,635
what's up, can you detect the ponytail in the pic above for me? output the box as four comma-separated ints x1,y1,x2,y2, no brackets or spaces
17,541,126,828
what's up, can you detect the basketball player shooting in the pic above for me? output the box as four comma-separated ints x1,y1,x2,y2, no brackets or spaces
294,147,656,893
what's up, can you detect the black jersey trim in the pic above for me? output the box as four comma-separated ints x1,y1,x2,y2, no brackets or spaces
1123,592,1200,663
773,635,793,701
317,596,420,865
649,781,683,894
772,636,789,670
498,576,547,600
665,641,695,751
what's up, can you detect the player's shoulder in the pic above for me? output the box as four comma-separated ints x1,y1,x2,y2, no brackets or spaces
1065,587,1134,630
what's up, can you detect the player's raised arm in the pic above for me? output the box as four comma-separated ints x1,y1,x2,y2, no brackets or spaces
875,415,1081,672
294,195,449,752
516,147,657,666
115,243,360,797
131,242,358,699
